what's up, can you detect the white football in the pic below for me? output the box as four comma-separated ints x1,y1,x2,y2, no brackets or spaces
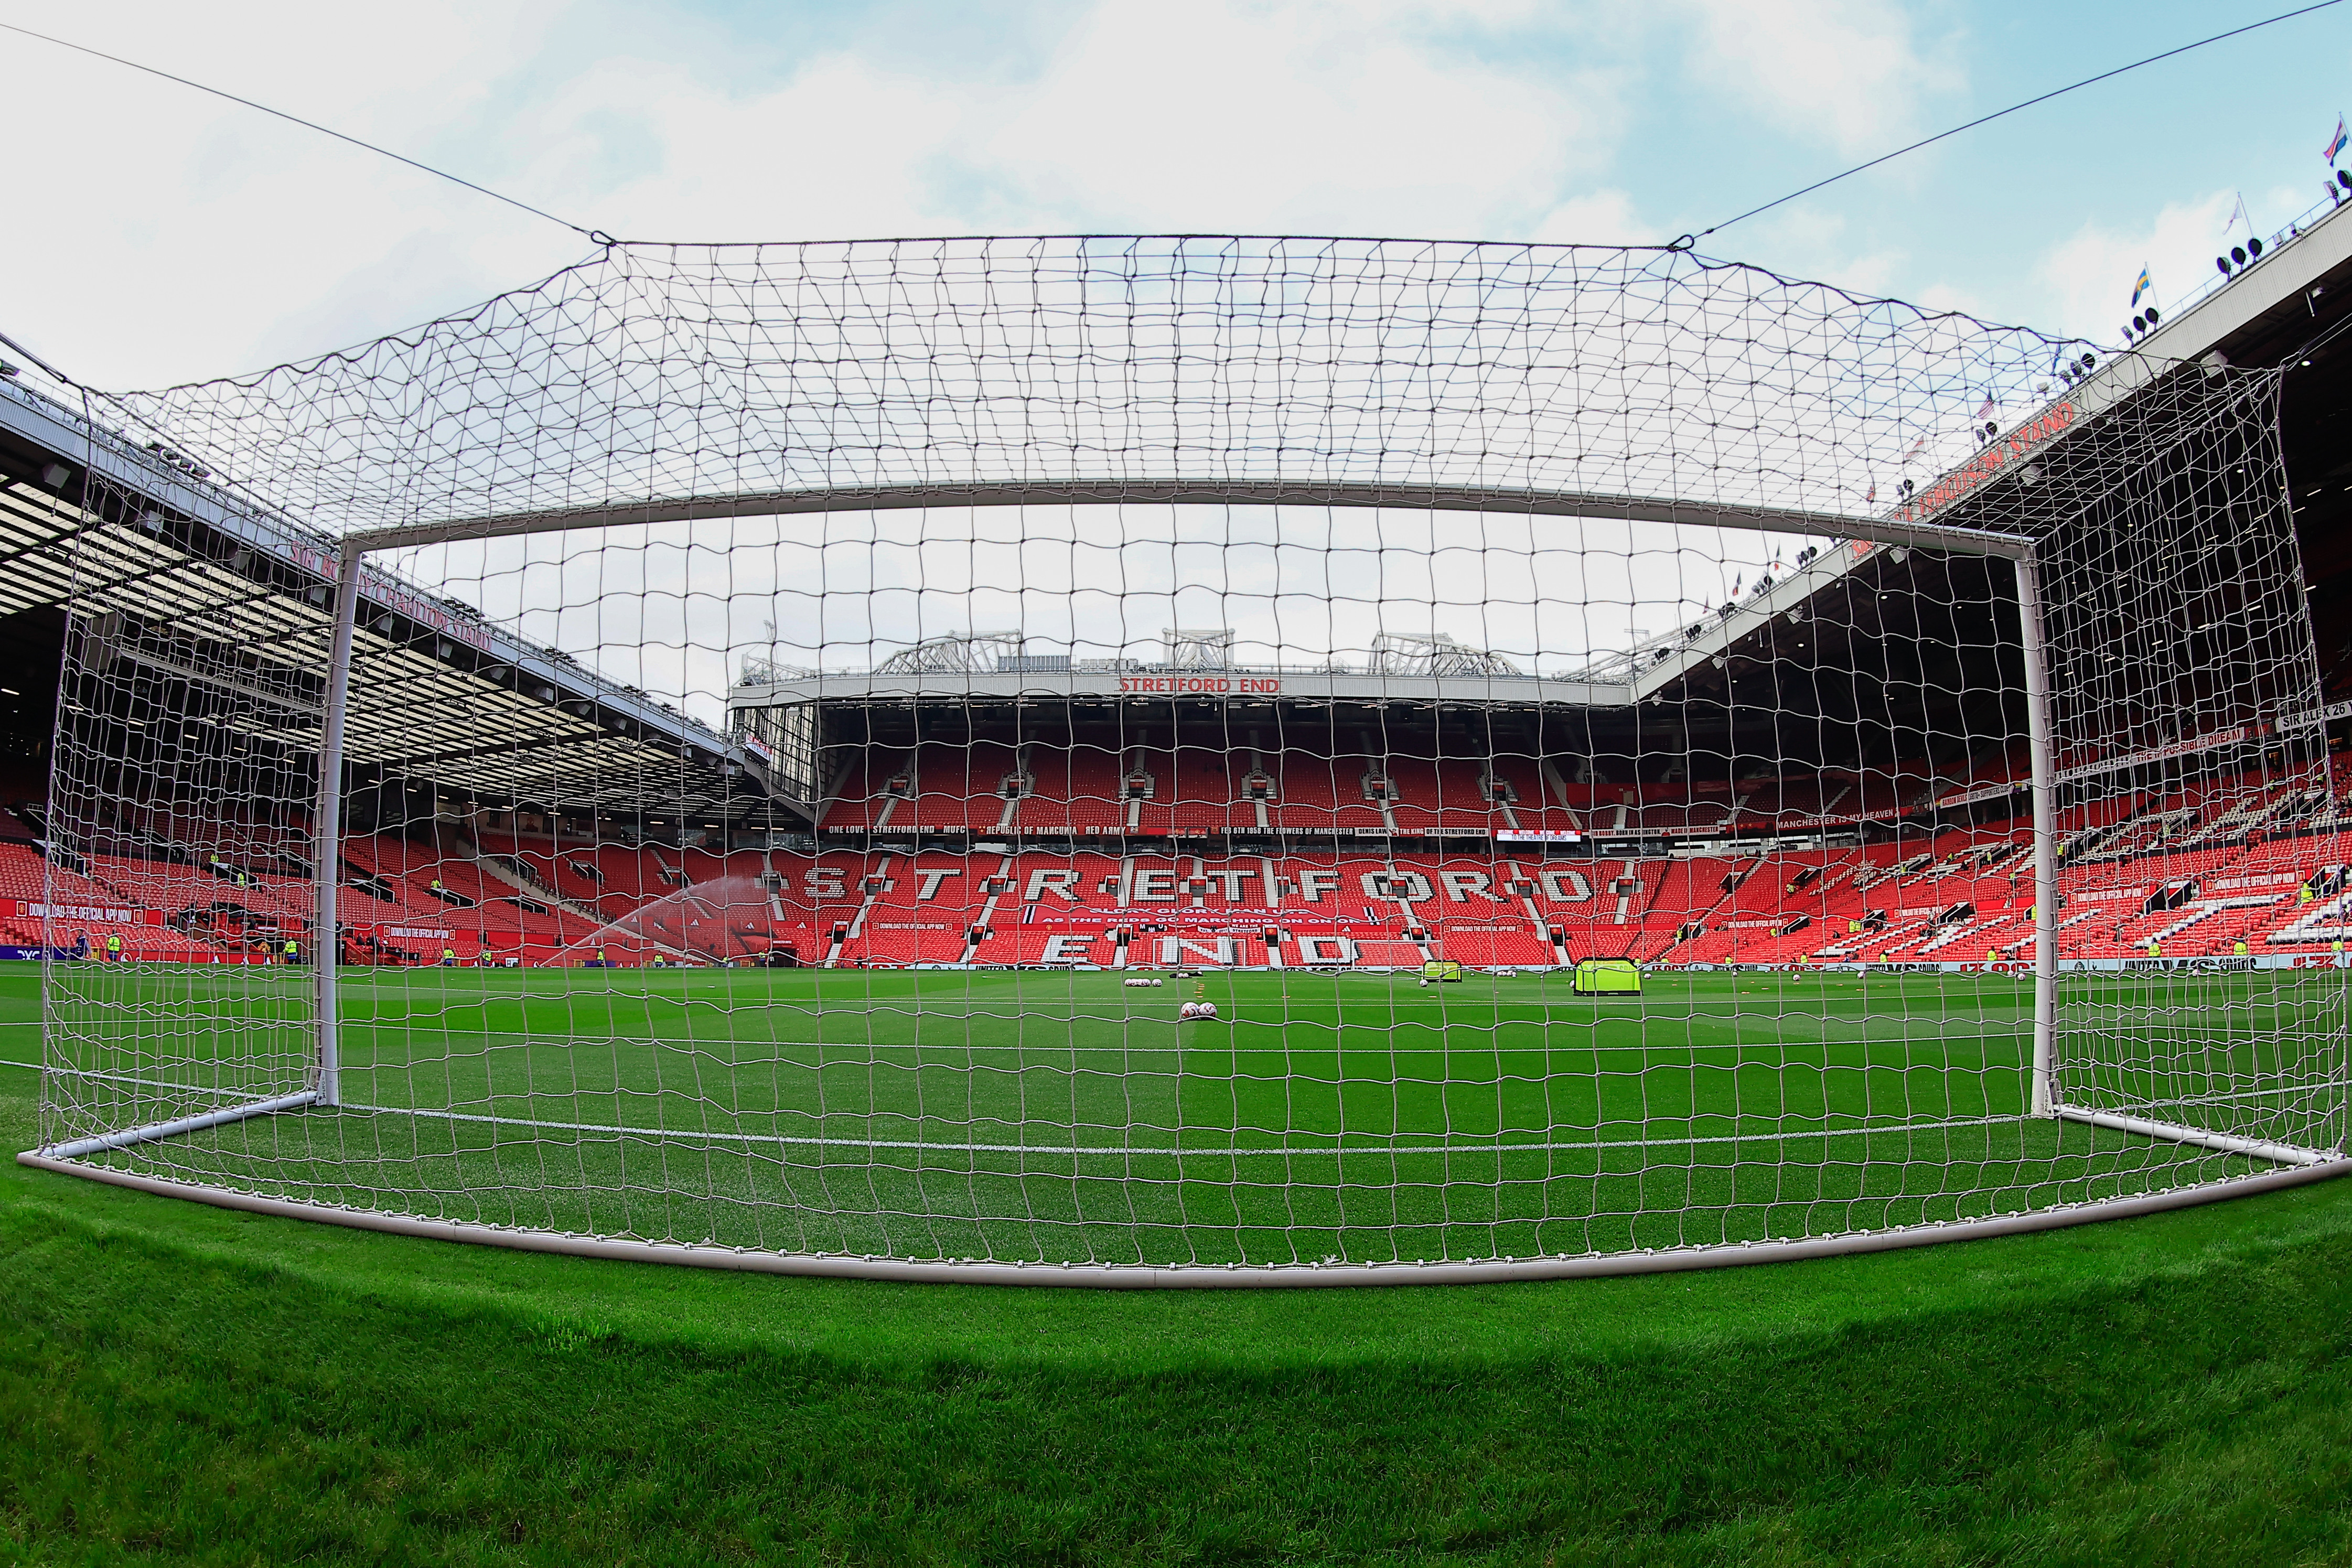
1178,1001,1200,1019
1196,1001,1218,1019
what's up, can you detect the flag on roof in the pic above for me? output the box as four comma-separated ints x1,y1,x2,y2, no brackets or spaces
1903,433,1930,463
2130,266,2152,308
2224,191,2251,236
2328,114,2347,164
1865,481,1877,504
1974,394,1996,422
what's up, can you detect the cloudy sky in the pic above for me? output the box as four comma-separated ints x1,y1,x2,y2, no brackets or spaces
6,0,2345,708
6,0,2350,391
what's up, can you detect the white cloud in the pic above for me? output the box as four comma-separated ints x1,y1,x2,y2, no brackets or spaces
1675,0,1961,157
522,51,975,241
1,0,1650,387
2031,186,2310,346
1721,205,1914,301
1528,190,1649,246
972,0,1621,235
0,1,586,385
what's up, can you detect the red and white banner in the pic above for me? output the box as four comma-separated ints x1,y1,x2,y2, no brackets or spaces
1022,907,1370,929
2209,872,2308,893
18,900,160,926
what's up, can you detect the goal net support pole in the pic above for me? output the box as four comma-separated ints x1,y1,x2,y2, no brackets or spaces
37,1090,323,1163
311,541,363,1109
2050,1108,2337,1167
2016,547,2326,1165
20,545,366,1162
2015,553,2059,1120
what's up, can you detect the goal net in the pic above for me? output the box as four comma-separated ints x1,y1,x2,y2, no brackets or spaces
27,237,2348,1281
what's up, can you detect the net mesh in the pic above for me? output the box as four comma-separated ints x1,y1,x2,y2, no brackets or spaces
29,236,2348,1275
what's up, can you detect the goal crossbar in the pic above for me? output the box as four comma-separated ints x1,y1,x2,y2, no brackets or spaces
346,481,2037,559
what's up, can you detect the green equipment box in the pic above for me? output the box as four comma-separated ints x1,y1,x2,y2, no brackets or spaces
1572,957,1642,995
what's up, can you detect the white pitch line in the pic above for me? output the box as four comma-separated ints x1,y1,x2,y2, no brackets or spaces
329,1029,2027,1061
339,1100,2031,1158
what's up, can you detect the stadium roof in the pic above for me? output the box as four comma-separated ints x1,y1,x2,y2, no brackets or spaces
12,207,2352,836
0,374,797,825
1616,189,2352,722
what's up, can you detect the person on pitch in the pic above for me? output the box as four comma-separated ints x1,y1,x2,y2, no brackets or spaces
442,946,456,966
105,932,123,963
283,937,300,965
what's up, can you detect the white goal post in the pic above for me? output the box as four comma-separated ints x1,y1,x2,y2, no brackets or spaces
21,236,2349,1284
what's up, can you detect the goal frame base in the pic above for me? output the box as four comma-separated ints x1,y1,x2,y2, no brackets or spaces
18,1143,2346,1288
39,1089,322,1162
2053,1105,2335,1168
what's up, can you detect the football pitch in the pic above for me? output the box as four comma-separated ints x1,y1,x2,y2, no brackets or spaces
35,964,2331,1267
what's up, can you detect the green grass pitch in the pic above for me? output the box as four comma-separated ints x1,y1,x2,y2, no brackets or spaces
38,963,2325,1265
6,965,2352,1562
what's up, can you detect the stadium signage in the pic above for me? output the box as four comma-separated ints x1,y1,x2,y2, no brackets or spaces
1116,676,1282,694
18,901,158,925
1934,781,2024,810
2057,723,2256,784
1027,908,1362,928
2212,872,2306,893
2279,699,2352,732
1768,811,1898,829
1888,401,2078,524
285,545,495,652
1496,830,1585,843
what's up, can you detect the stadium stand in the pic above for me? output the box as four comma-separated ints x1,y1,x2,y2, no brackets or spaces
12,688,2352,976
